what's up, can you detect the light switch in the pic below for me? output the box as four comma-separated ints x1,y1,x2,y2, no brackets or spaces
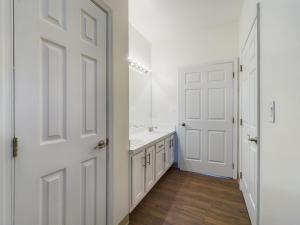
268,101,275,123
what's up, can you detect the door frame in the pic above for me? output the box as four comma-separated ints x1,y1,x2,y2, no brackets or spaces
0,1,114,225
238,3,261,225
178,58,239,179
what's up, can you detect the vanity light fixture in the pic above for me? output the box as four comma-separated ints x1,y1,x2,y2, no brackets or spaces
128,57,152,74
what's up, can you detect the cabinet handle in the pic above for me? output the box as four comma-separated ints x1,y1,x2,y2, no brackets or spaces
147,153,151,165
159,144,163,148
248,135,258,144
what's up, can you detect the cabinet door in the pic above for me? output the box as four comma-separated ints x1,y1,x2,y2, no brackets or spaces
155,149,165,179
171,135,175,164
165,137,171,169
131,151,146,207
145,146,155,192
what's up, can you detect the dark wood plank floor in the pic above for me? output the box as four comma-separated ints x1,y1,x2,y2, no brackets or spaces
129,167,251,225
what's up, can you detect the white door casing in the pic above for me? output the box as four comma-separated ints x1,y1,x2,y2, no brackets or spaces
14,0,107,224
179,63,234,177
240,19,259,225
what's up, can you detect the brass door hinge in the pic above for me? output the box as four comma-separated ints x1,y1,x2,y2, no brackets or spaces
13,137,18,158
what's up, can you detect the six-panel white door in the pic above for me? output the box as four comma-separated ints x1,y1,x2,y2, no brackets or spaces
179,63,234,177
240,19,259,225
14,0,107,224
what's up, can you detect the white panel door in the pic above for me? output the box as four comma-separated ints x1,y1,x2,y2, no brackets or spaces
179,63,234,177
145,146,155,192
240,19,259,225
14,0,107,225
131,151,146,207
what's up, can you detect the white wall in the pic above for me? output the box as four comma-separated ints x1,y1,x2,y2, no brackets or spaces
151,22,239,127
0,0,4,223
240,0,300,224
102,1,129,224
129,25,151,68
129,25,152,130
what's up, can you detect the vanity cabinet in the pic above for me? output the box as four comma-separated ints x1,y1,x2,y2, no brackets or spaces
131,145,156,208
155,146,165,180
131,150,146,207
164,137,171,169
165,135,175,167
130,132,175,211
145,146,155,192
170,134,175,164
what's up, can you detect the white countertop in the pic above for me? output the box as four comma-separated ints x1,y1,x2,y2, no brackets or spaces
129,128,175,153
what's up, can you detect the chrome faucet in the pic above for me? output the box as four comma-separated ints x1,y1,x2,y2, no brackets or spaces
148,126,158,132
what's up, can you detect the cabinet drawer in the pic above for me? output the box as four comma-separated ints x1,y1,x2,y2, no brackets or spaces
156,141,165,153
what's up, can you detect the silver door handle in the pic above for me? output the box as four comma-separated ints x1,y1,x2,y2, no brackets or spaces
94,140,106,150
248,135,258,144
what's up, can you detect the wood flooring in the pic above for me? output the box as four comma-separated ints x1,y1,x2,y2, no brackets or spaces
129,167,251,225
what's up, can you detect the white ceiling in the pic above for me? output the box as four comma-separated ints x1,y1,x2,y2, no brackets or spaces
129,0,244,42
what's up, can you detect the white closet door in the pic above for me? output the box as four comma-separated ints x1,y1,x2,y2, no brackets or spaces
14,0,107,224
240,19,259,225
179,63,234,177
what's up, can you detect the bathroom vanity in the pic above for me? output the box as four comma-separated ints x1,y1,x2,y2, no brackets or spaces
129,129,176,211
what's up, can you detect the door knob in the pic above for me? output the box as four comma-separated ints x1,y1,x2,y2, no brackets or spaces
94,140,106,150
248,135,258,144
181,123,186,127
